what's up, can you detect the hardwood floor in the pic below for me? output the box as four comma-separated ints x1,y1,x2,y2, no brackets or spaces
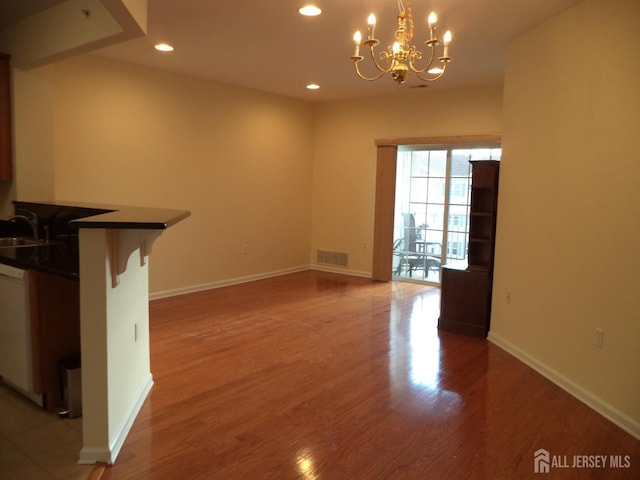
98,271,639,479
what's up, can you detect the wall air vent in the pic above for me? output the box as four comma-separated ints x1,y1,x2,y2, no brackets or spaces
317,249,349,267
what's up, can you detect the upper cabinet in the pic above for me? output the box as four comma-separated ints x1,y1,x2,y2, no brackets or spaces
0,54,11,182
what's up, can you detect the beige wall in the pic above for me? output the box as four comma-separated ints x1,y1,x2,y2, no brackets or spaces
311,86,503,276
3,0,637,442
1,66,56,216
490,0,640,435
46,55,314,295
17,54,502,292
12,67,56,202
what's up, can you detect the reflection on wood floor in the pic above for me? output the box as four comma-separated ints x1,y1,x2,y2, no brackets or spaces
98,270,639,479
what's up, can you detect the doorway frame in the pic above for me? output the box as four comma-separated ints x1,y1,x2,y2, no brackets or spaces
371,135,501,282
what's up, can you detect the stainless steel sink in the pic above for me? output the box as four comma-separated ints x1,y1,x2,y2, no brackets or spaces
0,237,48,248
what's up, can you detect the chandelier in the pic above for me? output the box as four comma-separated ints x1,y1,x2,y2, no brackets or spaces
350,0,452,85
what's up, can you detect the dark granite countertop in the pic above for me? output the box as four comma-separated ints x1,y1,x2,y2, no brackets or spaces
71,206,190,229
15,200,191,230
1,201,190,278
0,238,79,279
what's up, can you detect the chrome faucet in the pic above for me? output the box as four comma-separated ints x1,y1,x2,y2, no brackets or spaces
3,212,39,240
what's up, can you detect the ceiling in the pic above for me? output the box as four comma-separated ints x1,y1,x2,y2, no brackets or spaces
0,0,67,29
2,0,583,102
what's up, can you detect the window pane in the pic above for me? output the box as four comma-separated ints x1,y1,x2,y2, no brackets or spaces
427,177,445,204
425,203,443,229
450,152,471,178
448,179,470,204
446,230,468,263
410,151,429,176
423,230,442,254
428,150,447,176
410,178,427,203
411,205,427,231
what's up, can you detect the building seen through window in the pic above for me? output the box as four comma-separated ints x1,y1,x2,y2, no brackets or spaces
393,146,501,284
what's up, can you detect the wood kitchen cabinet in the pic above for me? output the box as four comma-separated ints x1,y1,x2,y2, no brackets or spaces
0,54,11,181
438,160,499,338
29,271,80,410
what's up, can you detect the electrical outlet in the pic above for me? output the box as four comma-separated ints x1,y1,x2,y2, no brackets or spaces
594,328,604,349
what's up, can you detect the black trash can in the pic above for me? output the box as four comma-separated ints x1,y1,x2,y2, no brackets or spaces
58,355,82,418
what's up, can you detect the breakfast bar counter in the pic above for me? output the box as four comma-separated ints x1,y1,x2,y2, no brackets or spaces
6,200,190,465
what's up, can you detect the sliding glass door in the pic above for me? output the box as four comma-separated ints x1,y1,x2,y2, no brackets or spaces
393,146,501,285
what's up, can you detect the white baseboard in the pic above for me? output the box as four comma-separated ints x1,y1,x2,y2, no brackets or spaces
77,446,111,466
311,264,372,278
488,332,640,441
149,265,373,301
149,265,310,300
109,374,154,463
1,379,44,407
78,374,154,465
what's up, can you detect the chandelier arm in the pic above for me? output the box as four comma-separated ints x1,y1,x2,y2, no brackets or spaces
353,61,388,81
414,61,449,82
367,44,394,73
408,47,437,74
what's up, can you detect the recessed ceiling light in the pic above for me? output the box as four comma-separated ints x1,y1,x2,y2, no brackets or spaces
154,43,174,52
306,84,320,90
298,5,322,16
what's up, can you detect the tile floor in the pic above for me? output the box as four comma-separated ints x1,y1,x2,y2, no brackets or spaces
0,382,93,480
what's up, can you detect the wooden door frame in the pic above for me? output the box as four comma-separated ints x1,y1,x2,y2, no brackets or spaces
372,145,397,281
371,135,501,282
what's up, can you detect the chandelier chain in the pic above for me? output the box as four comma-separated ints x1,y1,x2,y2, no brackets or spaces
406,0,414,43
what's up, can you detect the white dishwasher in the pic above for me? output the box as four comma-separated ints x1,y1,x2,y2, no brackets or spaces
0,263,39,403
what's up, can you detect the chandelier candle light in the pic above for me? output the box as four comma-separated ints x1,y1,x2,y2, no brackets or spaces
351,0,452,85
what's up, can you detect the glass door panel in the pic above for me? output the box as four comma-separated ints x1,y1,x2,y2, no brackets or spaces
393,146,501,285
394,149,447,283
